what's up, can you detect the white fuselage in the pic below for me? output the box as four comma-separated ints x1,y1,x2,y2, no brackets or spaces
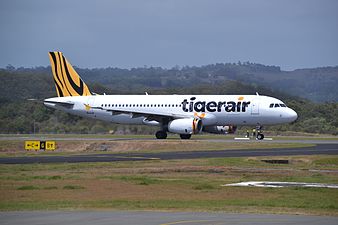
44,94,298,127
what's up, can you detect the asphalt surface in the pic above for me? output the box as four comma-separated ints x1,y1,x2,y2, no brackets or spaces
1,211,337,225
0,143,337,164
1,135,338,144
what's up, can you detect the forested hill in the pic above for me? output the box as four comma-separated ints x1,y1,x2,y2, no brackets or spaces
2,62,338,102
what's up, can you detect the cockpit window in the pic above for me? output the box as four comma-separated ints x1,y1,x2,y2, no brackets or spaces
270,103,288,108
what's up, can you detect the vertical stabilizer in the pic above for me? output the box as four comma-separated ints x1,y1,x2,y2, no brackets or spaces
48,52,91,97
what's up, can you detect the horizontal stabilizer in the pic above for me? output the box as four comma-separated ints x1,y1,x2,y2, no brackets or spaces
44,100,74,109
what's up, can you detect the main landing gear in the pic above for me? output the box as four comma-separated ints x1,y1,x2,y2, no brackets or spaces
179,134,191,139
155,130,167,139
255,125,264,140
155,131,192,140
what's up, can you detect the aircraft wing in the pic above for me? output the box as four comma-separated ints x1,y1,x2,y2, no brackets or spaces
92,106,190,122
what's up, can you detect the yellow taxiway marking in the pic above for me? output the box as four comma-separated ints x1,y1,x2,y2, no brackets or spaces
160,220,216,225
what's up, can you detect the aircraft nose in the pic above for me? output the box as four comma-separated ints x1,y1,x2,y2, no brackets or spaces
287,108,298,122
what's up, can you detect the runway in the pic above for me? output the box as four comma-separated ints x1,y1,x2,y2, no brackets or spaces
1,211,337,225
0,143,337,164
1,135,338,144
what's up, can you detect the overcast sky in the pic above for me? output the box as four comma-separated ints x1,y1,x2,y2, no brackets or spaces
0,0,337,70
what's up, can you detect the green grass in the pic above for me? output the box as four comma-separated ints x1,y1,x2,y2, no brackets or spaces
313,158,338,166
193,184,215,190
118,175,161,185
1,155,338,215
43,186,58,190
32,175,62,180
17,185,40,190
1,193,337,213
63,185,85,190
0,175,64,181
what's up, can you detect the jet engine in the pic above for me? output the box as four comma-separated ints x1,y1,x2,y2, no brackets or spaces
203,125,237,134
168,118,202,134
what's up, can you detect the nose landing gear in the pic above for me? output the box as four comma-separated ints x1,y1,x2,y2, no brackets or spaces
255,125,264,140
256,133,264,140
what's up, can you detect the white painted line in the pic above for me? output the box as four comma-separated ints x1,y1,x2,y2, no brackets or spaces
222,181,338,189
234,137,250,140
264,138,273,141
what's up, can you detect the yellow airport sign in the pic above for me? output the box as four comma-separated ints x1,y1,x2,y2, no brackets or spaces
45,141,56,151
24,141,56,151
25,141,40,151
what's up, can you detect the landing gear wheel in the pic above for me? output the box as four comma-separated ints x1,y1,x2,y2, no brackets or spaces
180,134,192,139
257,133,264,140
155,131,167,139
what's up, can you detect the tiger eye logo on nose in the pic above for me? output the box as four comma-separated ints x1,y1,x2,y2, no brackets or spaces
84,104,91,111
238,96,244,101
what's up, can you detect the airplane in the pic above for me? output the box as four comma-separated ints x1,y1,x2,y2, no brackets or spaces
44,52,298,140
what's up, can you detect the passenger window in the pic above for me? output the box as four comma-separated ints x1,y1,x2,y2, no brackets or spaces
275,104,280,107
269,103,274,108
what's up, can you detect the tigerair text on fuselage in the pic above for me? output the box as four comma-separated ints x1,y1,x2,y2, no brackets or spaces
181,97,251,113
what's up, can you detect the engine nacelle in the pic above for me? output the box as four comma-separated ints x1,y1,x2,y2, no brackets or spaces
203,125,237,134
168,118,203,134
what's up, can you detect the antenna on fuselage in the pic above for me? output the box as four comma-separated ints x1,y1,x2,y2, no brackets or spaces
145,92,149,95
256,92,259,96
